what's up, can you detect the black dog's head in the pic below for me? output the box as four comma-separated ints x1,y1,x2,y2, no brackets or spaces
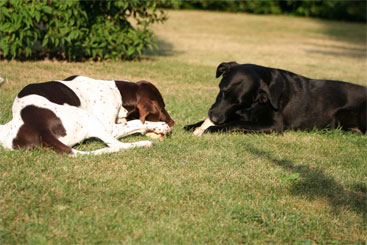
208,62,282,125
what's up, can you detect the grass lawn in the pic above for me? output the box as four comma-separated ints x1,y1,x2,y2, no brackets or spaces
1,10,366,243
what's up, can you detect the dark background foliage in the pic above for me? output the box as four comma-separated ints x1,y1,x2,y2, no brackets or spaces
161,0,366,22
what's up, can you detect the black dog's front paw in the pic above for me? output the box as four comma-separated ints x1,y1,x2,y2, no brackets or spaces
183,120,204,131
204,125,221,133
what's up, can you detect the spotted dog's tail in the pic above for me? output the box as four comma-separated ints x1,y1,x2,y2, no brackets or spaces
0,76,9,149
0,123,11,150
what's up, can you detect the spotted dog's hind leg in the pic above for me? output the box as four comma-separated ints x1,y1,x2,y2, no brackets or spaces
71,117,153,156
11,105,74,154
71,140,153,156
50,103,153,156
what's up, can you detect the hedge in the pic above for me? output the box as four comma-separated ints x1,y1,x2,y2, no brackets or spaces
0,0,168,61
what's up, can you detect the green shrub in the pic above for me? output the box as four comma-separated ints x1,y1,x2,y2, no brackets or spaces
0,0,167,61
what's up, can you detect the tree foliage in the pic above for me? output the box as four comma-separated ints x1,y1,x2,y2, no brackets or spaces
0,0,167,61
161,0,366,22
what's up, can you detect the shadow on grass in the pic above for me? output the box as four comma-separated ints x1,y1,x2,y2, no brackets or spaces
245,143,367,221
306,19,366,59
143,38,182,58
307,49,366,59
317,18,366,45
306,40,366,59
1,38,179,62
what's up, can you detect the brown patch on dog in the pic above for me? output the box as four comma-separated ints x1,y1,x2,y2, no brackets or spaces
115,80,175,127
13,105,73,154
17,81,81,107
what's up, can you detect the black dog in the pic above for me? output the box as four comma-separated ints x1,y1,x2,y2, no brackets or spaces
185,62,366,134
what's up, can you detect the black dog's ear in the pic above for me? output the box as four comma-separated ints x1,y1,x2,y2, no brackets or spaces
259,80,284,110
216,62,239,78
254,90,268,104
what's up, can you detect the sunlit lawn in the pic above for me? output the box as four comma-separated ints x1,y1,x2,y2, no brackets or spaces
1,10,366,243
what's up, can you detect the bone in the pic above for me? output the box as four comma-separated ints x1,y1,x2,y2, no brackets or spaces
193,118,215,136
146,132,164,140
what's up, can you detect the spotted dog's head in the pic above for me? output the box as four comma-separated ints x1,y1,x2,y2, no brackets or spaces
115,80,175,127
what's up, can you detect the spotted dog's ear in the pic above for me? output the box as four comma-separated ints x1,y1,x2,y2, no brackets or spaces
216,62,239,78
136,99,152,124
136,98,162,124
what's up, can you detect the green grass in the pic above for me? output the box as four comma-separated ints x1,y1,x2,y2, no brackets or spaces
1,10,367,243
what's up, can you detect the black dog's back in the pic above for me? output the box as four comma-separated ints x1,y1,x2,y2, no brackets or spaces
285,79,366,132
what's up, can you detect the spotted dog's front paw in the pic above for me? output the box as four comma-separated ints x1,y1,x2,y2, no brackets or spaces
145,122,171,135
132,140,154,148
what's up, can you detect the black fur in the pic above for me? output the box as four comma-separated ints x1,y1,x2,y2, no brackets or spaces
185,62,366,134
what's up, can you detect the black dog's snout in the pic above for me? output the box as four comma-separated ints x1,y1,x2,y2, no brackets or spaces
208,110,223,125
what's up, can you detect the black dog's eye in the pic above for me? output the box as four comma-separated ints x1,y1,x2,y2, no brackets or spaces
222,90,230,97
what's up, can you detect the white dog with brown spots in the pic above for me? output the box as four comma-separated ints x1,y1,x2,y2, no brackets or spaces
0,75,174,156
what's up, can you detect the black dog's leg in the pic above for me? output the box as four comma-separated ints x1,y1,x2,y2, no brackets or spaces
184,120,205,131
205,121,283,134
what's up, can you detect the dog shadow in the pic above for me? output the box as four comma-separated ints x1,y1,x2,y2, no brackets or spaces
245,143,367,221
